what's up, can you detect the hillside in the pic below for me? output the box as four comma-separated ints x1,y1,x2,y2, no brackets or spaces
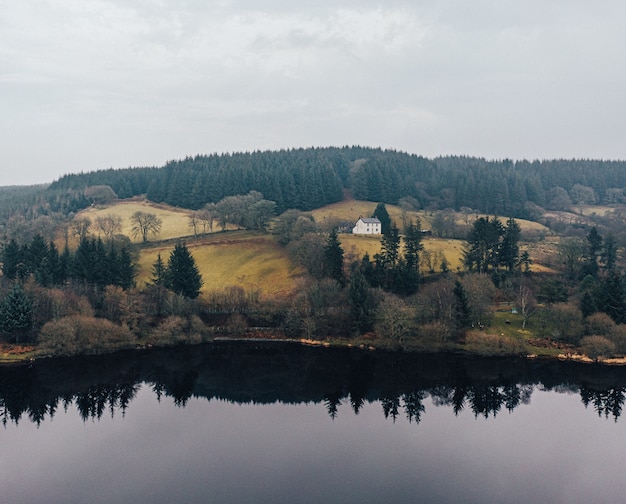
136,232,301,296
75,200,299,295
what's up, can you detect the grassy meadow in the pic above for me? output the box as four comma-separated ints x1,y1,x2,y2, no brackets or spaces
79,200,196,243
136,231,301,296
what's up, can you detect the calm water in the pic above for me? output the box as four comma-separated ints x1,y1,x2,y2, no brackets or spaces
2,343,626,504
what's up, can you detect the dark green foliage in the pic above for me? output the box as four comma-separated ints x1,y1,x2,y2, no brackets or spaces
580,291,597,318
1,239,21,281
403,220,423,274
373,203,392,235
38,147,626,220
602,233,618,273
3,235,134,291
165,242,203,299
377,224,401,270
349,268,374,334
109,246,136,290
322,230,344,285
464,217,504,273
537,279,569,304
598,273,626,324
454,280,471,329
499,218,521,272
582,227,603,278
0,283,33,343
149,253,167,286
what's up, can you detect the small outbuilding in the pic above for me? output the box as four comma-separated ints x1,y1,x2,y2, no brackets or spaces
352,217,381,235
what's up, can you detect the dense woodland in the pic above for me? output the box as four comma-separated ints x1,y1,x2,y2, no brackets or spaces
3,147,626,361
44,147,626,217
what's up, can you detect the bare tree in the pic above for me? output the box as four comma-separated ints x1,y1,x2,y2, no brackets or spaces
130,211,162,243
199,203,216,234
188,212,200,237
71,217,92,241
516,282,537,330
95,214,123,244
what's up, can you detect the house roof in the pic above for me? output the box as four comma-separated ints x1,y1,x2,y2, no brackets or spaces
358,218,381,224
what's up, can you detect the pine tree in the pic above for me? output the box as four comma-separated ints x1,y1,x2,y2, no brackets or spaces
149,253,167,286
322,229,344,285
1,239,20,281
599,272,626,324
0,283,33,343
453,280,471,329
403,219,423,274
500,217,521,272
373,202,392,235
165,242,203,298
582,227,603,278
348,268,374,334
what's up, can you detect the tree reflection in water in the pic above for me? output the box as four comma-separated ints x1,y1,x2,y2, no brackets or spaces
2,342,626,426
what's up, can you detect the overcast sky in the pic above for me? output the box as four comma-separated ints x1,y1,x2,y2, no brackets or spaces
2,1,625,186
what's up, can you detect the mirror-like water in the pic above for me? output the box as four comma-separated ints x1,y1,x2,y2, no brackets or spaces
2,342,626,504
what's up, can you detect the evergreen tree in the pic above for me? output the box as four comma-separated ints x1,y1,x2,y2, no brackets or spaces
602,233,618,273
403,219,423,274
348,268,374,334
373,202,392,235
464,217,504,273
580,291,597,318
582,227,603,278
500,217,521,272
0,283,33,343
165,242,203,298
149,253,167,286
1,239,20,281
453,280,471,329
374,224,401,291
322,229,344,285
598,272,626,324
57,245,72,285
112,247,135,290
46,241,60,286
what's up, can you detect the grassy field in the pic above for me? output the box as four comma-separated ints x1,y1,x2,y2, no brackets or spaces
75,200,299,295
136,231,301,296
79,200,196,242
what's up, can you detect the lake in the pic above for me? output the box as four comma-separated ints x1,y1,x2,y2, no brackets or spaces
2,342,626,504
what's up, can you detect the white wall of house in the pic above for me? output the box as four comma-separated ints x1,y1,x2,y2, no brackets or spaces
352,218,381,235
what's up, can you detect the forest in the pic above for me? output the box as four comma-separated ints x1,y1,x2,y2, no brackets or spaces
3,146,626,362
42,147,626,217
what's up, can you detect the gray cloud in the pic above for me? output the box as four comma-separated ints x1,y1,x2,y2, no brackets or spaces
2,1,625,185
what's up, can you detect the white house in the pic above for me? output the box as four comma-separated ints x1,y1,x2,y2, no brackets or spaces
352,217,381,235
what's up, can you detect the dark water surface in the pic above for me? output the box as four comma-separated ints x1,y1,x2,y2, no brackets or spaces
2,342,626,504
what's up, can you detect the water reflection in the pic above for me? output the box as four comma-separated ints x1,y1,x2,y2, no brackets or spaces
2,342,626,426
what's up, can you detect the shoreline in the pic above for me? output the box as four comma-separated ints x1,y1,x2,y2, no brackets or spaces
1,334,622,367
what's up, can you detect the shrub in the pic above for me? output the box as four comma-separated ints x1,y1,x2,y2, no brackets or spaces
583,312,616,337
146,316,188,346
38,315,132,356
580,335,616,361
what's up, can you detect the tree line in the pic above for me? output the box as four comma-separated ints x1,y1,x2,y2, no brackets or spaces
42,147,626,221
